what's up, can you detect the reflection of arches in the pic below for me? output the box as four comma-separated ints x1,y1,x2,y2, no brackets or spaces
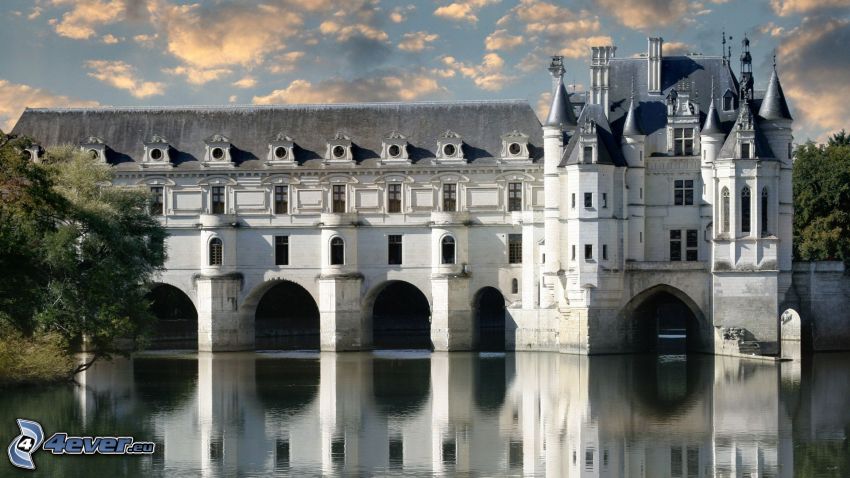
474,287,506,351
146,283,198,349
133,356,198,408
255,281,320,350
255,357,320,416
367,281,432,350
372,356,431,418
474,354,507,413
619,285,708,353
616,354,711,419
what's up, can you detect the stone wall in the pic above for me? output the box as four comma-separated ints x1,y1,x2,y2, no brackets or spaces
790,261,850,351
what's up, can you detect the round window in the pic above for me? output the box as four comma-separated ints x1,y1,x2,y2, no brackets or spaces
509,142,522,155
89,149,99,160
332,145,346,159
212,147,224,160
443,143,456,157
274,146,288,159
388,144,401,158
150,148,163,160
22,150,32,161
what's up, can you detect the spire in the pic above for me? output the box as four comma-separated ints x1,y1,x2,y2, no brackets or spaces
545,56,577,128
622,77,643,136
702,79,723,135
758,62,793,121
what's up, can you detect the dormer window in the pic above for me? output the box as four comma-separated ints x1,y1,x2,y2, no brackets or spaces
267,132,296,165
381,131,410,164
203,134,234,168
325,132,352,162
80,136,107,163
673,128,695,156
436,130,464,163
142,134,173,168
741,142,751,159
723,90,734,111
500,130,530,162
20,145,41,162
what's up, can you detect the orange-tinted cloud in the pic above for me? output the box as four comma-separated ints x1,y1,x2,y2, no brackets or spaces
770,0,850,16
252,71,446,104
0,79,99,132
85,60,165,98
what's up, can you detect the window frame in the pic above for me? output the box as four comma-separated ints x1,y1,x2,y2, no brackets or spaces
331,185,346,213
387,234,403,265
210,186,225,214
673,127,695,156
673,179,694,206
150,186,164,216
209,237,223,266
507,182,522,212
330,236,345,265
584,192,592,208
442,183,457,212
741,186,751,234
761,187,769,236
584,244,593,261
274,235,289,266
508,234,522,264
440,235,456,265
387,183,402,213
273,185,288,215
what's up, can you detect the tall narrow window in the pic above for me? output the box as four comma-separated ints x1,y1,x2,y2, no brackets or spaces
274,185,288,214
571,193,576,209
669,230,682,261
332,185,346,213
584,244,593,260
443,184,457,212
583,146,593,163
150,186,164,216
602,193,608,209
674,128,694,155
441,236,455,264
602,244,608,260
209,237,223,266
511,278,519,294
275,236,289,265
508,182,522,212
508,234,522,264
387,184,402,213
584,192,592,208
571,245,576,260
330,237,345,265
740,143,751,159
761,187,769,235
741,187,751,234
388,235,402,265
686,229,698,261
721,187,730,233
673,179,694,205
211,186,225,214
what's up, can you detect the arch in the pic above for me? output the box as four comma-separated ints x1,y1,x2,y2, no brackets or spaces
511,278,519,295
255,280,320,350
741,186,751,234
721,187,730,233
146,283,198,349
441,235,456,264
474,287,506,351
209,237,223,266
366,281,432,350
618,284,709,353
330,236,345,265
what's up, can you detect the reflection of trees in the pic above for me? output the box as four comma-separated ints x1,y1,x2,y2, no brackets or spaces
795,428,850,477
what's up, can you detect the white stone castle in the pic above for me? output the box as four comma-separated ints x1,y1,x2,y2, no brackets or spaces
11,36,796,356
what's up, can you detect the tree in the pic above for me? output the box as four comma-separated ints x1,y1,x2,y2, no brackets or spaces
0,137,166,375
793,131,850,266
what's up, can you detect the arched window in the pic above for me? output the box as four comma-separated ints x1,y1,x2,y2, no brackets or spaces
721,187,730,234
761,187,769,236
209,238,223,266
441,236,456,265
330,237,345,265
741,187,751,234
511,278,519,294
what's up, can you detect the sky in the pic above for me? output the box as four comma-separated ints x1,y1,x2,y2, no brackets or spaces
0,0,848,142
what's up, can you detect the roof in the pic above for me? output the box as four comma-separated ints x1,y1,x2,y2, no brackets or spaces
622,96,644,136
545,76,577,128
702,96,723,135
758,68,792,121
718,100,776,159
560,104,626,167
10,100,543,170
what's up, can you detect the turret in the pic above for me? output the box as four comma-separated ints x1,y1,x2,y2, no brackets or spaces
701,81,724,165
621,80,646,261
621,80,645,167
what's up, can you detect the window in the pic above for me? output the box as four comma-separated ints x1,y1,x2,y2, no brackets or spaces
670,229,698,261
571,193,576,209
602,244,608,260
508,182,522,212
741,187,751,234
674,179,694,206
788,143,793,160
670,230,682,261
332,185,346,213
508,234,522,264
274,185,288,214
583,146,593,163
387,184,402,213
640,187,643,200
441,236,456,264
443,184,457,212
584,244,593,260
673,128,694,156
761,187,769,235
584,192,592,208
571,245,576,261
723,91,734,111
275,236,289,266
586,449,594,470
388,235,402,265
741,142,751,159
602,192,608,208
686,230,698,261
150,186,163,216
330,237,344,265
211,186,225,214
511,278,519,294
722,187,730,233
209,238,223,266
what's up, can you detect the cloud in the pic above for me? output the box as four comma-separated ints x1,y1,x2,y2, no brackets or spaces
27,7,43,20
434,0,500,23
663,41,694,55
485,29,524,50
777,17,850,140
595,0,689,30
389,5,415,23
133,33,158,47
162,65,232,85
268,51,306,74
101,34,122,44
319,20,388,42
233,76,257,89
85,60,165,98
50,0,127,40
228,95,238,103
0,79,99,132
441,53,515,91
398,31,439,52
558,35,614,59
252,71,446,104
770,0,850,16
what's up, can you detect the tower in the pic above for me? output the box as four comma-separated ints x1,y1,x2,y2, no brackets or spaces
621,80,646,261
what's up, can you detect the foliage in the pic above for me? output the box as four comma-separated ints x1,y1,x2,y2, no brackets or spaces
0,134,166,377
793,131,850,266
0,323,74,386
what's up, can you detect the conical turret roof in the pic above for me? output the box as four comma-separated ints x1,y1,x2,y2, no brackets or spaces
622,96,643,136
545,76,577,128
758,68,792,121
702,96,723,135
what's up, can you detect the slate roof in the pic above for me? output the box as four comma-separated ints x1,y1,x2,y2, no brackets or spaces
718,101,777,160
10,100,543,170
545,76,578,128
560,104,626,167
701,96,723,135
758,68,792,121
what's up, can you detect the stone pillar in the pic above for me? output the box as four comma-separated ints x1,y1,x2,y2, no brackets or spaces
197,274,252,352
319,276,367,351
431,276,472,351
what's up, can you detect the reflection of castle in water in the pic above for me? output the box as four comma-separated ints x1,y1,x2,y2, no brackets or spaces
75,352,847,477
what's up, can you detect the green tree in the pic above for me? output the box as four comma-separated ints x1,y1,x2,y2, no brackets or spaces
793,130,850,265
0,135,167,377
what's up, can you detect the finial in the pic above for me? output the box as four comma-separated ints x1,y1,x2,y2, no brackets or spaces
722,30,727,62
630,75,636,102
773,49,777,70
548,55,565,79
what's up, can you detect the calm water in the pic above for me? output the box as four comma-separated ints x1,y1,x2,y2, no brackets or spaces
1,351,849,477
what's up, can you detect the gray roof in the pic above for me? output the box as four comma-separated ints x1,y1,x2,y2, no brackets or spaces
758,69,792,121
718,100,776,159
701,97,723,135
622,97,644,136
11,100,543,170
545,76,577,128
560,104,626,167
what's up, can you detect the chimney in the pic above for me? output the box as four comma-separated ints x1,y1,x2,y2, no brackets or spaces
648,37,663,94
590,45,616,116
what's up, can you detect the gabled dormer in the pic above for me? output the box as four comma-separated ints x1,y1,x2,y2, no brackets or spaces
381,130,410,164
81,136,107,163
267,132,296,166
579,118,598,164
500,130,530,163
666,85,701,156
142,134,173,168
203,134,234,168
324,131,353,163
436,130,464,164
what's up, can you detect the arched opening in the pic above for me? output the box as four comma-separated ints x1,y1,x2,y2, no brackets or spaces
255,281,320,350
474,287,506,351
330,237,345,265
621,285,706,354
146,284,198,350
209,237,223,266
371,281,432,350
441,235,456,264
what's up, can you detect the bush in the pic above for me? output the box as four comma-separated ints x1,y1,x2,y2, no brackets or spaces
0,326,74,386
